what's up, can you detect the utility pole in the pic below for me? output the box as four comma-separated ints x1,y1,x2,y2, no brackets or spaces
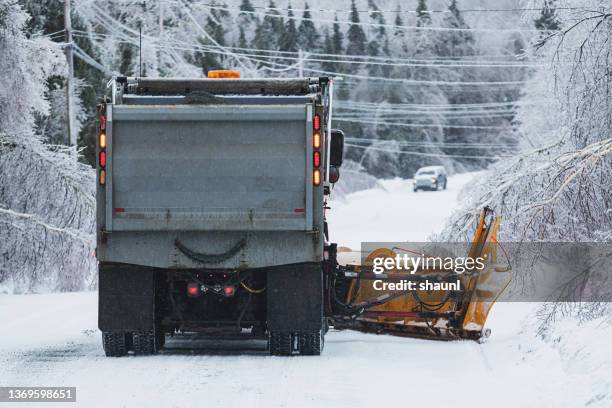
64,0,75,149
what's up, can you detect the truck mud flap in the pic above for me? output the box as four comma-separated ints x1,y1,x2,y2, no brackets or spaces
267,263,323,332
98,263,156,332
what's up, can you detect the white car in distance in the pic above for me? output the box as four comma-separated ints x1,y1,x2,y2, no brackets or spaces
413,166,448,192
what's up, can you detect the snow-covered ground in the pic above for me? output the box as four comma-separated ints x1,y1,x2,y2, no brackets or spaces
329,173,477,248
0,173,609,407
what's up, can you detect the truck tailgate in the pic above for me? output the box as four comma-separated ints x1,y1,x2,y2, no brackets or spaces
105,104,313,231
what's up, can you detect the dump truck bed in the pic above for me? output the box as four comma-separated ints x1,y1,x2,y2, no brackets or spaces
96,78,328,270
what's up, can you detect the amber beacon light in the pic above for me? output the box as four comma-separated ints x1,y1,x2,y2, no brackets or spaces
207,70,241,79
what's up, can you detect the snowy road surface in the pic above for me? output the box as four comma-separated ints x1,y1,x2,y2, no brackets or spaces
0,173,605,407
328,173,476,248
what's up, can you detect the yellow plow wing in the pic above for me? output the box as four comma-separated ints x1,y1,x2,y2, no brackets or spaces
333,207,511,341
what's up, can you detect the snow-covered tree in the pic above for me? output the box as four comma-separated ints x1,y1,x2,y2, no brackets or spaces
534,0,560,31
345,0,367,67
0,0,96,293
297,2,319,51
280,5,298,53
365,0,388,77
439,5,612,322
194,1,229,73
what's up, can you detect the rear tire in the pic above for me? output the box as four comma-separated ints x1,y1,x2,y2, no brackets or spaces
269,331,293,356
298,330,323,356
133,330,158,355
102,331,128,357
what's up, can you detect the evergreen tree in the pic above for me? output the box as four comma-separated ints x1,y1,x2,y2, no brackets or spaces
346,0,367,57
416,0,431,27
252,1,285,66
331,16,344,56
534,0,560,30
321,17,343,74
281,5,298,53
414,0,434,57
438,0,474,57
321,28,336,73
391,6,408,56
365,0,388,77
239,0,255,12
297,3,320,51
194,1,228,73
253,0,284,49
238,0,258,45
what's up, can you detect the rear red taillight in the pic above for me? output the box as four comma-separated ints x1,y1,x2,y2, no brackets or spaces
313,151,321,168
187,283,200,297
313,114,320,131
100,151,106,167
223,286,235,297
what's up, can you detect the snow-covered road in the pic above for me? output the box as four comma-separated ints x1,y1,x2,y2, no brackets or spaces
0,174,603,407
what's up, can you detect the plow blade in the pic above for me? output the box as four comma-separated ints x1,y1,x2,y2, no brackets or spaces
332,207,511,341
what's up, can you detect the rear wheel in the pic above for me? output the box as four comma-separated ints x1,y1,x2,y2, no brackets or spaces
132,330,158,355
269,331,293,356
102,331,128,357
298,330,323,356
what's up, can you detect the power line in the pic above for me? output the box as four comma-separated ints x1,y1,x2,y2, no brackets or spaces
303,67,526,87
72,42,117,75
345,143,510,159
345,137,517,149
72,29,537,68
335,118,510,130
199,4,555,33
70,31,528,88
191,44,539,68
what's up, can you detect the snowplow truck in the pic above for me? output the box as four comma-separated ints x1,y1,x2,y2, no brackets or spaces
97,76,344,356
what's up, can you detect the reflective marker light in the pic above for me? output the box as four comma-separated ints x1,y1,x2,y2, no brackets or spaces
99,133,106,148
100,115,106,131
100,151,106,167
99,169,106,186
313,151,321,168
313,132,321,149
313,114,321,131
313,169,321,186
